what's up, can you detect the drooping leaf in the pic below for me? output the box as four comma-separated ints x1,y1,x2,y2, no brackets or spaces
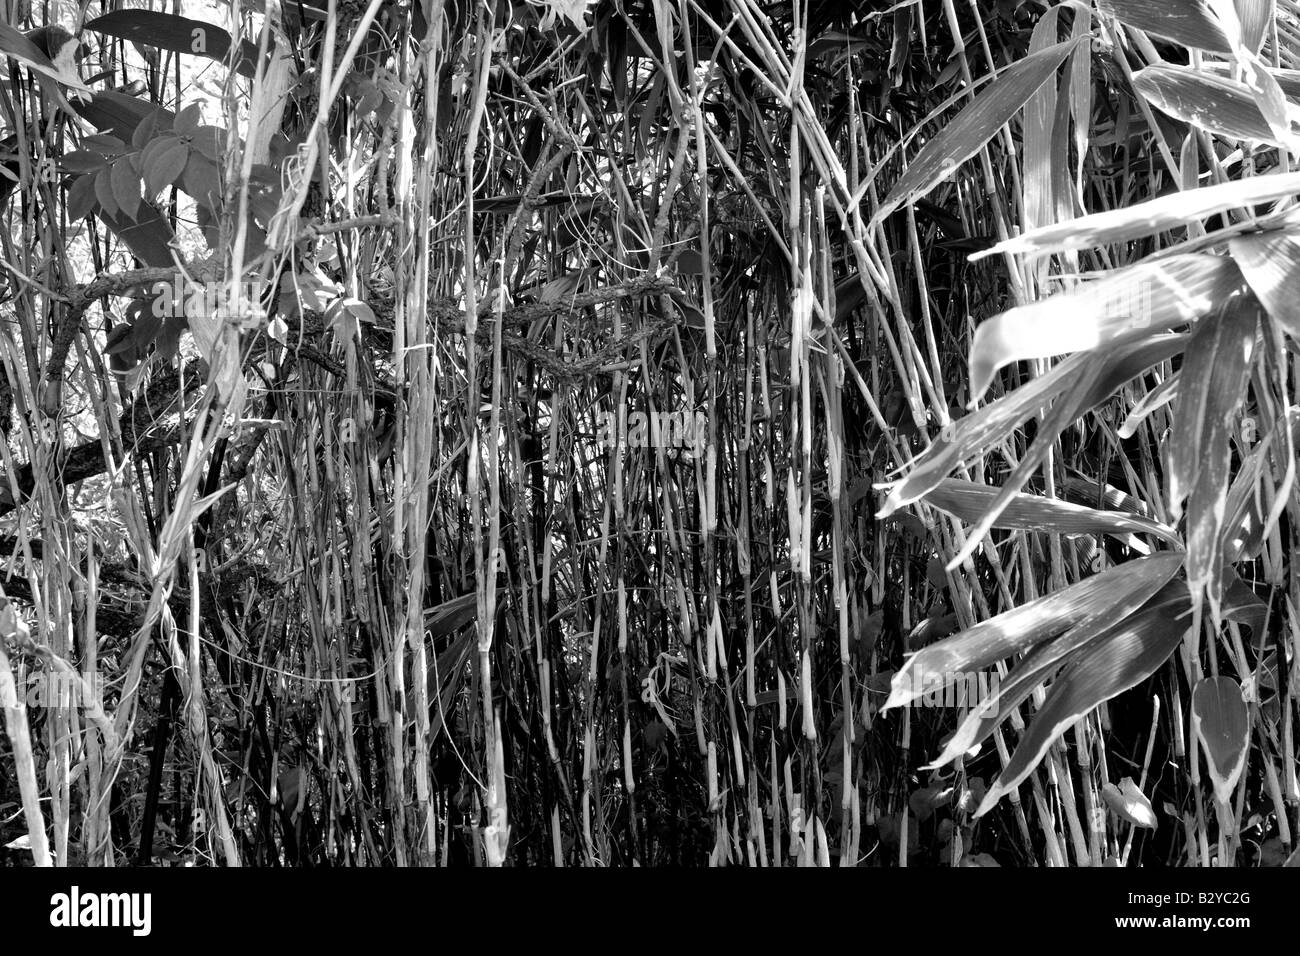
94,168,118,217
875,38,1085,224
97,202,176,267
922,577,1187,770
976,585,1191,816
1191,676,1251,804
65,173,97,220
1235,0,1276,54
968,254,1243,400
1133,65,1298,148
1230,227,1300,338
1168,297,1257,616
880,334,1186,516
181,151,223,212
1222,407,1300,561
883,552,1183,711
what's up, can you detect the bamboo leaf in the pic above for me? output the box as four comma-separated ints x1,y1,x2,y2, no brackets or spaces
973,172,1300,260
1229,227,1300,338
1098,0,1233,52
927,577,1188,768
1132,64,1299,148
923,477,1181,545
85,11,265,79
969,254,1244,401
976,586,1191,815
1168,297,1257,615
880,334,1185,516
875,39,1085,224
883,553,1183,712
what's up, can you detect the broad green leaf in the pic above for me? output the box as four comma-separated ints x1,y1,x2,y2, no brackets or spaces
94,169,119,217
875,39,1085,224
65,173,97,220
131,110,161,151
174,103,203,137
144,141,189,199
110,157,141,220
1098,0,1232,52
188,126,227,163
1192,676,1251,804
181,151,223,212
1133,64,1299,148
86,11,266,79
976,585,1191,816
969,254,1243,400
1169,298,1257,616
974,171,1300,260
923,478,1181,546
883,552,1184,712
60,151,107,175
83,134,127,156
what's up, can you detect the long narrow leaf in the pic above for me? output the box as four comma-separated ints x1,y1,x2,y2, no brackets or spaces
882,552,1183,711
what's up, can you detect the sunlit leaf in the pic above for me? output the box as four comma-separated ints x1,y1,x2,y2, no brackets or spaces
1133,65,1299,148
974,172,1300,260
1168,297,1257,615
968,254,1243,400
1098,0,1232,52
1101,777,1158,828
1230,227,1300,338
922,478,1181,546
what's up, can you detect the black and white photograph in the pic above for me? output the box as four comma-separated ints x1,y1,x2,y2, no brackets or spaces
0,0,1295,936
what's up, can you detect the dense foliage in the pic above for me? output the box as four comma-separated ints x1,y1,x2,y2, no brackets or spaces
0,0,1297,867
